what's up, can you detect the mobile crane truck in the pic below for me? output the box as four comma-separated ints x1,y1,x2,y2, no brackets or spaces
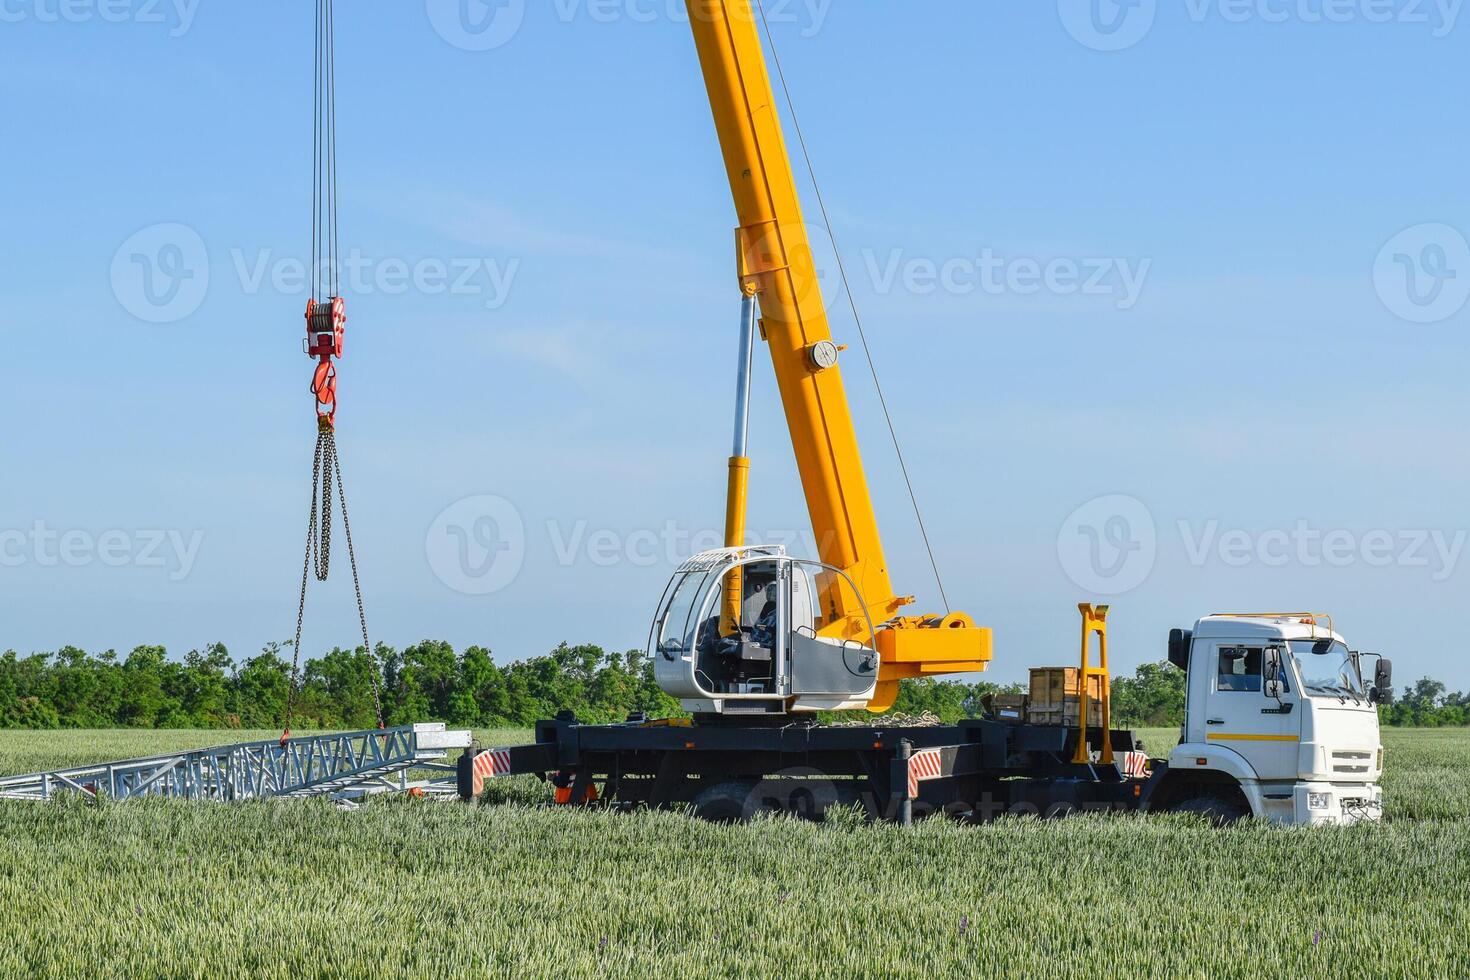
460,0,1391,826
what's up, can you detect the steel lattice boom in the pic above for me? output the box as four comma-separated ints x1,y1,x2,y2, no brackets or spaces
0,724,471,805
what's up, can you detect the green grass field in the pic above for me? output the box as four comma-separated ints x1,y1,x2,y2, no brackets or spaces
0,728,1466,977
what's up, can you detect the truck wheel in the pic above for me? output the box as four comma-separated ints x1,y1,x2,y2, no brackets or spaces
1171,796,1248,825
691,781,770,823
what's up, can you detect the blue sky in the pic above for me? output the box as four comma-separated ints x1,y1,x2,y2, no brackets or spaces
2,1,1468,689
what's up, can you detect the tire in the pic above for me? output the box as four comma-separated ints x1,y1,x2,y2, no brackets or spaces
1170,795,1249,826
690,781,761,823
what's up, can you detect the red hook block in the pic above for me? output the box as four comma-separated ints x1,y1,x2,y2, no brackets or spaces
305,297,346,424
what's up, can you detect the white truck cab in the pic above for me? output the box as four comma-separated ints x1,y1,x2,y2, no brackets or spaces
1155,614,1390,826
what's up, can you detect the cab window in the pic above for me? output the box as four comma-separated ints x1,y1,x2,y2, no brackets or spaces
1218,646,1262,693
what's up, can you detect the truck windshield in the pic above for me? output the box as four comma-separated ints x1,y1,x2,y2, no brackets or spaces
1289,639,1365,699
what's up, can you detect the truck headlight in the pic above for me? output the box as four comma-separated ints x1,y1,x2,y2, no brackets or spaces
1308,792,1332,811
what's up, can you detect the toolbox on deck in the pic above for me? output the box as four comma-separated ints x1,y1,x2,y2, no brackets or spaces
982,692,1028,723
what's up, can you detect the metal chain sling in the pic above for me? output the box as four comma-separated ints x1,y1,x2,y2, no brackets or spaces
281,0,384,743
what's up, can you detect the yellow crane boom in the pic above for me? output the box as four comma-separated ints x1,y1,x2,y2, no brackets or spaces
686,1,992,710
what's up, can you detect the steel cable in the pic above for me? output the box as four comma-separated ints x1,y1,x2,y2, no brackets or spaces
752,0,952,614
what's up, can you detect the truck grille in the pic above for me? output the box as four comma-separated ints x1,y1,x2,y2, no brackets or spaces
1332,750,1373,774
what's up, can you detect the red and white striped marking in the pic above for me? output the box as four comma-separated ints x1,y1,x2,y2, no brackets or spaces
1120,751,1149,779
907,748,944,798
471,749,513,796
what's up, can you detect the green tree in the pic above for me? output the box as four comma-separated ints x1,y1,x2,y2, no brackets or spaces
391,641,458,724
1407,677,1447,709
455,646,509,726
1113,662,1187,728
298,646,385,730
119,646,173,728
11,696,60,729
233,645,291,728
50,646,103,728
0,652,20,725
179,644,234,727
891,678,972,723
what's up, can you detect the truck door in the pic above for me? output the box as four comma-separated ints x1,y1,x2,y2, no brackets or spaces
1201,640,1300,781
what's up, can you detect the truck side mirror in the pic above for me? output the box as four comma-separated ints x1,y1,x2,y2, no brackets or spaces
1167,629,1192,671
1263,647,1285,700
1372,658,1394,705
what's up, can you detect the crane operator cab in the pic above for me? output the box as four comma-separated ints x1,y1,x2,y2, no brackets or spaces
650,546,880,714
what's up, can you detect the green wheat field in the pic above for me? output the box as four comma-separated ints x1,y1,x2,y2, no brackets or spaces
0,727,1466,977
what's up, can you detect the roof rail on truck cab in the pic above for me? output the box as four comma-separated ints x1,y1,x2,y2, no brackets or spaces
1195,613,1344,645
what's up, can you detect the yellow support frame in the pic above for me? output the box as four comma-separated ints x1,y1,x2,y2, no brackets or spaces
1072,603,1114,765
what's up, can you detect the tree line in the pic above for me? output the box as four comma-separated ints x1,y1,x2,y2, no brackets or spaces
1072,662,1470,729
0,642,680,732
0,642,1461,730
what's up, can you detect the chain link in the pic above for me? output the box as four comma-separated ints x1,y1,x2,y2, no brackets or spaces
330,434,384,728
283,424,384,737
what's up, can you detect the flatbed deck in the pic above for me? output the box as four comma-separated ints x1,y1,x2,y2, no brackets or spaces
458,715,1161,823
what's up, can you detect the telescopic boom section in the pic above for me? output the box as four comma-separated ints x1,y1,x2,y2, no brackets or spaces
685,0,992,709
